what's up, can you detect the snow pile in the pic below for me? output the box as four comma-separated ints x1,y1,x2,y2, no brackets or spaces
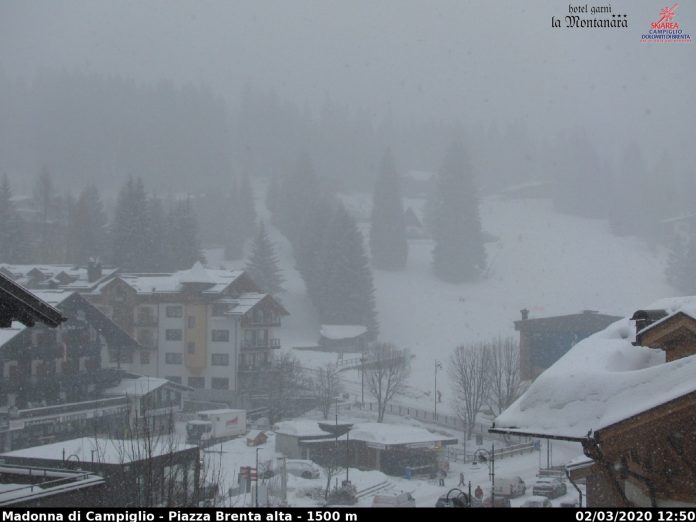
495,296,696,439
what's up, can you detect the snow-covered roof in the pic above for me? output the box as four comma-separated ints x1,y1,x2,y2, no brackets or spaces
0,264,119,291
0,290,72,347
178,262,214,285
274,420,332,438
0,323,26,346
103,376,188,397
27,290,73,307
223,294,266,315
320,325,367,340
349,422,456,447
117,266,245,295
494,296,696,440
1,437,197,464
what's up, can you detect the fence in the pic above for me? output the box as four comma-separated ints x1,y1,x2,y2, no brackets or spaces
356,401,489,435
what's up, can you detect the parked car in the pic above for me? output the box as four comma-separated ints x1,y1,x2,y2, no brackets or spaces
285,459,321,479
372,492,416,507
532,477,567,498
521,496,553,508
493,476,526,498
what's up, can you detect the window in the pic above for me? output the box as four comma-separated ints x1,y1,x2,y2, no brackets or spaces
211,378,229,390
211,353,229,366
165,329,182,341
187,316,196,329
212,303,229,317
188,376,205,389
140,351,150,365
165,376,181,385
136,328,154,347
165,353,182,365
212,329,229,342
166,305,183,318
187,342,196,354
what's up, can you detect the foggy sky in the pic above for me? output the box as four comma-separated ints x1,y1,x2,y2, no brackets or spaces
1,0,694,170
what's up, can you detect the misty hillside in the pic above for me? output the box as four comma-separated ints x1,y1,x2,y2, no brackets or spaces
206,190,675,402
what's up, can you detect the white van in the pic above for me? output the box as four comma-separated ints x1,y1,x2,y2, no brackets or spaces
285,459,321,479
493,476,527,498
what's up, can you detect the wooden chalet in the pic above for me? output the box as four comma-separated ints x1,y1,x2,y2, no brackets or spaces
494,297,696,507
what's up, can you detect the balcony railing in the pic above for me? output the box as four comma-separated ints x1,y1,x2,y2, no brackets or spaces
240,338,281,350
238,363,280,373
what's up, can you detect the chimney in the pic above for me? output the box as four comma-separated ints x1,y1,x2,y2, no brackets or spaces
520,308,529,321
87,258,103,283
631,309,669,343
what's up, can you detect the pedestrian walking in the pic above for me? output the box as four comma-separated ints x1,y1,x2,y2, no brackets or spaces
458,472,465,487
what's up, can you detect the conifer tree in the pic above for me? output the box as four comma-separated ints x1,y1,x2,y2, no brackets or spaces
143,196,169,272
317,203,378,339
224,178,246,260
67,184,108,264
369,149,408,270
276,153,321,242
167,197,203,271
238,173,257,241
112,177,149,270
0,175,27,263
33,167,59,261
431,142,486,283
245,222,284,294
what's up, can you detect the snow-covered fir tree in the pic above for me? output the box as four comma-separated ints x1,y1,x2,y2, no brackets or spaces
167,197,203,271
369,149,408,270
0,175,27,263
142,196,169,272
431,142,486,282
111,177,149,271
276,153,321,242
66,184,108,264
317,203,379,339
224,178,246,260
238,173,257,241
245,222,284,294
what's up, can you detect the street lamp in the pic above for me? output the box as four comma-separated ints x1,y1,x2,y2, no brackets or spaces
255,447,261,508
360,352,366,407
434,360,442,419
473,445,495,506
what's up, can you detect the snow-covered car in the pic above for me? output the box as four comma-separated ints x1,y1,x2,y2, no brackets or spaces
285,459,321,479
532,477,567,498
372,492,416,507
521,496,553,508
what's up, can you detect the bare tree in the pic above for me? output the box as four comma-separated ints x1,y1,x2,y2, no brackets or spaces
268,352,308,423
450,343,490,439
365,342,411,422
93,404,200,507
486,337,522,415
316,363,342,420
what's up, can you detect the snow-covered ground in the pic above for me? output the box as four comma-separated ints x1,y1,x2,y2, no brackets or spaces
194,408,585,508
206,191,675,415
200,189,675,507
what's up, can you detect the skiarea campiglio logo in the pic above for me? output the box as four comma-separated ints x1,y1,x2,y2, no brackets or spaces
642,3,692,42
